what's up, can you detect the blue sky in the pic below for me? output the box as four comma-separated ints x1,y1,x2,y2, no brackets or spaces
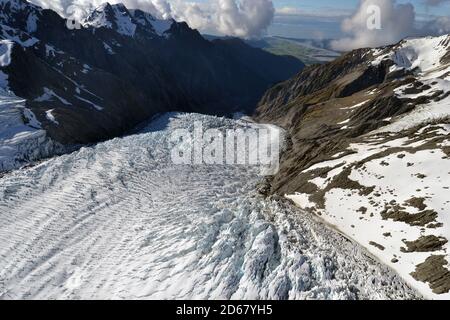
269,0,450,39
273,0,449,15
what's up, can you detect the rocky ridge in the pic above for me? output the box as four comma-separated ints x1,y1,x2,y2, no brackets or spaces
255,34,450,299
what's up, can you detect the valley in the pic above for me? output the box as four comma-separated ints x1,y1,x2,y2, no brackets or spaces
0,113,418,299
1,0,450,301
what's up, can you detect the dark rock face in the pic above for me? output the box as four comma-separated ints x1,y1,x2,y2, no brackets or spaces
0,0,304,145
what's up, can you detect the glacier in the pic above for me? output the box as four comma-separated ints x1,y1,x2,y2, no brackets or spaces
0,113,419,300
0,89,62,172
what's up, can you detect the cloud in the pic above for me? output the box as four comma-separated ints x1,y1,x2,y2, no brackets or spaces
29,0,274,38
424,0,450,6
331,0,450,51
331,0,416,51
276,6,351,18
214,0,274,38
422,15,450,34
276,7,303,16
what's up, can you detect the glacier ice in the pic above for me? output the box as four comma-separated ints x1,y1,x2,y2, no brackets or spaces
0,113,419,300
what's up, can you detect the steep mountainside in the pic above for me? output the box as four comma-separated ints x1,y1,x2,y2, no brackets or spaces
255,35,450,299
0,0,304,169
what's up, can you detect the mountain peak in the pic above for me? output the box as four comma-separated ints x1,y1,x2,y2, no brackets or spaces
370,34,450,77
0,0,42,39
84,2,136,37
83,2,175,38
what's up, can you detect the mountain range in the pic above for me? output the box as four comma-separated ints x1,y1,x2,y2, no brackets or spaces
0,0,303,169
1,0,450,300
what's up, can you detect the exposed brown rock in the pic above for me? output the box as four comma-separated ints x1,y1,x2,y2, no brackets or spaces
381,207,438,227
442,146,450,157
404,197,428,211
411,255,450,294
369,241,385,251
357,207,368,215
401,236,448,253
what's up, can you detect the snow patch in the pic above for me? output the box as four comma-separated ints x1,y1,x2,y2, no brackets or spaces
112,4,136,37
84,3,136,37
35,87,71,106
81,64,91,74
131,9,173,36
26,13,38,33
0,24,39,47
45,109,59,125
150,19,173,36
45,44,63,58
75,95,102,111
340,100,370,111
0,40,13,67
23,107,41,129
103,42,115,55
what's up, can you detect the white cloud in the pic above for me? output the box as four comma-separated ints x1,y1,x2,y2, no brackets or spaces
29,0,274,38
331,0,450,51
422,15,450,34
214,0,274,38
424,0,450,6
331,0,416,51
276,7,303,16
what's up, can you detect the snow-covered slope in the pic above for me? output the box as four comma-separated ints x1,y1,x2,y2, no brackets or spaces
130,8,173,36
287,123,450,299
372,35,450,76
83,3,173,37
83,3,136,37
372,35,450,132
0,113,418,300
285,35,450,300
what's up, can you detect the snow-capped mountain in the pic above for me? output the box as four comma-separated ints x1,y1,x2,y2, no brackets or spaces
0,1,304,171
0,0,41,46
84,3,137,36
83,3,173,38
256,34,450,299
